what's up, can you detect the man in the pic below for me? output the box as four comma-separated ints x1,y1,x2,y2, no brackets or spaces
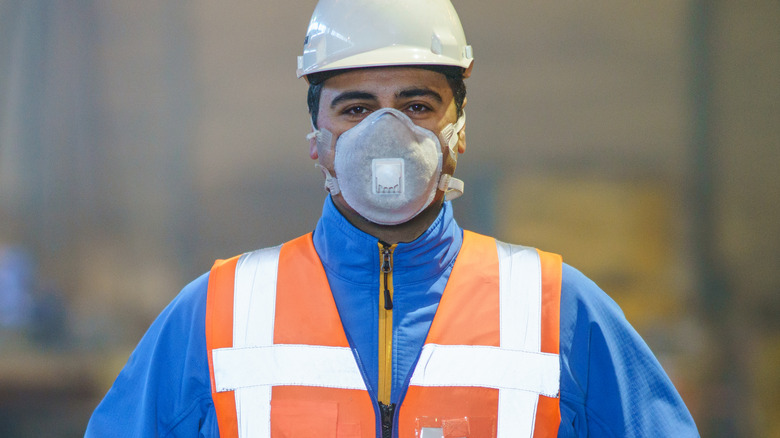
87,0,699,436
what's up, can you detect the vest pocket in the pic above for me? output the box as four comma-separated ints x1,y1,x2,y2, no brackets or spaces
271,399,338,438
414,416,496,438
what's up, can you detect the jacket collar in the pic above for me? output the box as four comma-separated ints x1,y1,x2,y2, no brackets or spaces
312,196,463,286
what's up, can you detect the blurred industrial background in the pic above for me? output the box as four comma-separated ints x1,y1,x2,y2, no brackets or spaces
0,0,778,436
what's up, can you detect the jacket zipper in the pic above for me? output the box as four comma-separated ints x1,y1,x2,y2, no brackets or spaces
381,245,394,311
378,242,396,434
379,401,396,438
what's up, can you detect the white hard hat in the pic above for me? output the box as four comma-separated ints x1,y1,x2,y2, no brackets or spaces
297,0,474,79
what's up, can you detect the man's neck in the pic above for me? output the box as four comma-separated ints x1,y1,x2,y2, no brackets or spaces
331,195,444,245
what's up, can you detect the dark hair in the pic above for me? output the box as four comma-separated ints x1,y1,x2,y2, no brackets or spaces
307,65,467,128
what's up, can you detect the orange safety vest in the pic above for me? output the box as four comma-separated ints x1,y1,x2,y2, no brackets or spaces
206,230,562,437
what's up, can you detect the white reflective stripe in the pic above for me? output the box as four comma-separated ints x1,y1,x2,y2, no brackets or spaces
233,245,281,348
230,246,281,438
409,344,559,396
212,344,368,392
498,389,539,437
496,241,542,352
495,241,556,437
235,386,271,438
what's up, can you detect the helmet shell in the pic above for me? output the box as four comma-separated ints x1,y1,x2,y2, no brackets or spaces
297,0,474,78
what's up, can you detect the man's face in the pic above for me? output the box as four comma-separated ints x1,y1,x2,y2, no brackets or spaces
309,66,466,170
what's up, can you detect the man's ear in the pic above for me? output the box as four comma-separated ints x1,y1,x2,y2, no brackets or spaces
309,132,319,160
457,97,467,154
463,62,474,79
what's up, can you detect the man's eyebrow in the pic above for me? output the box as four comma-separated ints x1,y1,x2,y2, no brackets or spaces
398,88,443,103
330,91,378,108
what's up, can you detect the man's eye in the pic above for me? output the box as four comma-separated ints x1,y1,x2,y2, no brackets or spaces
407,103,431,113
343,106,370,115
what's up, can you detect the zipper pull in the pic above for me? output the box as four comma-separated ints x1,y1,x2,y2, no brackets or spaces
382,246,393,310
379,402,396,438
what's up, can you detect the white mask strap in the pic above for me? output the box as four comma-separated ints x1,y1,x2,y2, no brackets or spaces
438,113,466,201
440,111,466,156
315,163,341,195
438,174,464,201
308,121,341,195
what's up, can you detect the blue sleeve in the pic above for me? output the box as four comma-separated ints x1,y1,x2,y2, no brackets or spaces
556,264,699,437
85,273,220,437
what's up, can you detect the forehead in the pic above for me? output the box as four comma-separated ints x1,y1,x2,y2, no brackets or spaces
320,67,453,101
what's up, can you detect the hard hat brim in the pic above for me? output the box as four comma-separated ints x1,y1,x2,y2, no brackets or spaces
297,45,474,79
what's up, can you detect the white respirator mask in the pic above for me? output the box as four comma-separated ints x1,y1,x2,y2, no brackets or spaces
308,108,465,225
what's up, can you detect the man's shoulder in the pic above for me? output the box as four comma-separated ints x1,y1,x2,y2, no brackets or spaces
559,262,625,319
175,270,211,307
478,236,627,324
469,233,619,311
149,271,211,333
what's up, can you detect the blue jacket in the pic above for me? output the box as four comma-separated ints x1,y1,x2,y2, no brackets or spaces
86,197,699,437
